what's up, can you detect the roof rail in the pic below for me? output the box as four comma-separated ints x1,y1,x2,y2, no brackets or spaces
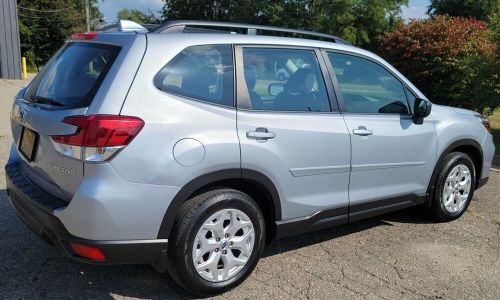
152,20,351,45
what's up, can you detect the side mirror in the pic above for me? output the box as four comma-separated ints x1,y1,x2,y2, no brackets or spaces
268,82,285,97
413,98,432,124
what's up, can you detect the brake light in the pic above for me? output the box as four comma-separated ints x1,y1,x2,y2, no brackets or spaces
71,32,98,40
52,115,144,147
70,242,105,261
51,115,144,162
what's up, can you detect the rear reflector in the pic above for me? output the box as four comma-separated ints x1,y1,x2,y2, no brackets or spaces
70,242,105,261
71,32,98,40
52,115,144,147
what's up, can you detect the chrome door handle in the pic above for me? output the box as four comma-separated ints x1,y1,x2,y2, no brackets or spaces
353,126,373,136
246,128,275,141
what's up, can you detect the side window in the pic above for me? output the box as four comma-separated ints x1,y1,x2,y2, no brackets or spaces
241,48,330,112
328,52,409,114
154,45,234,107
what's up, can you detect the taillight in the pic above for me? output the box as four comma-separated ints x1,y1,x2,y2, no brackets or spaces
71,32,98,40
51,115,144,162
475,115,491,133
70,242,105,261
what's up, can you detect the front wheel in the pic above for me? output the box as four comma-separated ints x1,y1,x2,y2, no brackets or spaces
431,152,476,221
166,189,266,296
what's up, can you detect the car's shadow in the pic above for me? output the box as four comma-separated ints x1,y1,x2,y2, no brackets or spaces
0,188,433,299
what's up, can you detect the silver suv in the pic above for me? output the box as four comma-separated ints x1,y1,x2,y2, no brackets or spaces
5,21,495,296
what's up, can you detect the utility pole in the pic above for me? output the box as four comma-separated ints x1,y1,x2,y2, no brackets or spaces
85,0,90,32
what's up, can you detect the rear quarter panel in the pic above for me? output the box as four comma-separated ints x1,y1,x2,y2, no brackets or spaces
86,33,147,115
114,35,240,187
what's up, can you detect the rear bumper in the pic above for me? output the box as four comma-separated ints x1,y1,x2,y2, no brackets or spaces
5,162,168,271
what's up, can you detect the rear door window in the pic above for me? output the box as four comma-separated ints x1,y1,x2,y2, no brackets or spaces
154,44,234,107
240,47,331,112
24,42,120,108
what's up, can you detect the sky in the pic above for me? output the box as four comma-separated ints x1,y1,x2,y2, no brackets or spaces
401,0,430,20
99,0,164,23
99,0,429,25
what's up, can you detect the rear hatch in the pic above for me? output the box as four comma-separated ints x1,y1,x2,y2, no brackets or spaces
11,34,145,202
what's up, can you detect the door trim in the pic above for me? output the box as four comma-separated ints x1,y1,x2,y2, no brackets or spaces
351,161,426,172
290,165,350,177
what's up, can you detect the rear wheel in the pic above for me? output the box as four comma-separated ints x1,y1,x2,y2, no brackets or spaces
431,152,475,221
166,189,265,296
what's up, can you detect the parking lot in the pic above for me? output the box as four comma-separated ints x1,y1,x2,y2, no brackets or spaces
0,78,499,299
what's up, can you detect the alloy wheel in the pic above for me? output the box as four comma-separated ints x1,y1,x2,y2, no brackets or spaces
442,164,472,213
192,208,255,282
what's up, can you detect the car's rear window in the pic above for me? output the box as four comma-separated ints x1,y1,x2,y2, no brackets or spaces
24,42,121,109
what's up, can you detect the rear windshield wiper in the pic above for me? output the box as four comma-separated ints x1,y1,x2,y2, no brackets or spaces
30,95,65,107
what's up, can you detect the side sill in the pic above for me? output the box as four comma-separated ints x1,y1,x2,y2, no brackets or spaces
275,206,348,239
349,193,426,217
349,201,416,222
275,194,426,239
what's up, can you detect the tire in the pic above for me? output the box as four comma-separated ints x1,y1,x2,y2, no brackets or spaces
431,152,476,221
166,189,266,296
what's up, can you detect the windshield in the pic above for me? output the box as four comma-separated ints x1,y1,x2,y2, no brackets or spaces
24,42,120,108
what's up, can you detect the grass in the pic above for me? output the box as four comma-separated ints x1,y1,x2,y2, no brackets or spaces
490,109,500,155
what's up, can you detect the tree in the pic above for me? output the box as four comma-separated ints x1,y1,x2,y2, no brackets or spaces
428,0,499,21
117,8,160,24
379,16,498,115
471,12,500,116
18,0,103,70
160,0,408,49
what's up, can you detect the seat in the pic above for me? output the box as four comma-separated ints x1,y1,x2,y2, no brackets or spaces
274,68,315,111
181,66,212,100
244,66,264,109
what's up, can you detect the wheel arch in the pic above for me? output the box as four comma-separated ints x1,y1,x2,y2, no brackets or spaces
157,169,282,242
426,139,483,205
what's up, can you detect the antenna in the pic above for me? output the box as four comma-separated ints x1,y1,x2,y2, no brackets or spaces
119,20,148,32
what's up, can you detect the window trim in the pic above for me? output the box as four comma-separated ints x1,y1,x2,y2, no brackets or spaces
153,43,236,108
404,87,418,114
322,49,415,116
234,44,340,114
